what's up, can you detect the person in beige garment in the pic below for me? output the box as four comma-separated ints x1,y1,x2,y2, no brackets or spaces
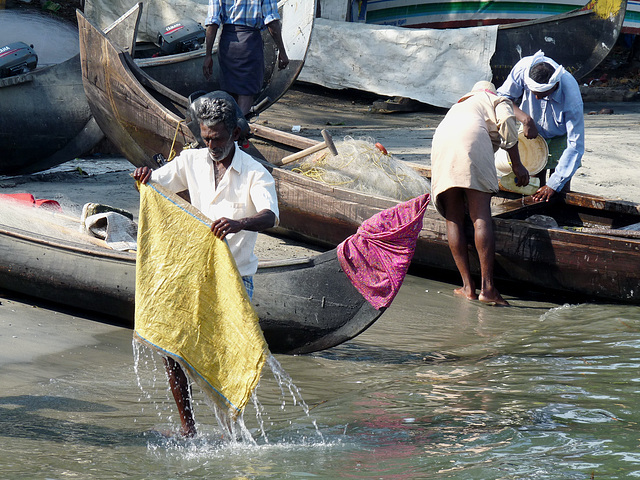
431,81,530,306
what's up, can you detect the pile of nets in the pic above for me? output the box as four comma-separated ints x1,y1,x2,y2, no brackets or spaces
289,136,431,201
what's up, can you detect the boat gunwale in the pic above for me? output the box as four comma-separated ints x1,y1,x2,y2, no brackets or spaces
0,224,136,261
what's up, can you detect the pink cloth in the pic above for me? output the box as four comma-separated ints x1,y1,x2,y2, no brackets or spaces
337,194,430,310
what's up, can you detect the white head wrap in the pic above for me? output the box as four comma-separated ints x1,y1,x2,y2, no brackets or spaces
524,50,566,93
457,80,497,102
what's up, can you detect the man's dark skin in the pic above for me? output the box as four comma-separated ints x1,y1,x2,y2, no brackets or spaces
134,122,276,240
134,119,275,437
510,83,561,203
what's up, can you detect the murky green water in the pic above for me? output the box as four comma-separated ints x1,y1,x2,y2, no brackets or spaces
1,274,639,479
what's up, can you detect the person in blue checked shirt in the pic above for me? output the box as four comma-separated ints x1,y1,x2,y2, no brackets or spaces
202,0,289,116
497,50,585,202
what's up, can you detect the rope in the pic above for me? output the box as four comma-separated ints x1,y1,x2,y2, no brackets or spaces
168,120,186,162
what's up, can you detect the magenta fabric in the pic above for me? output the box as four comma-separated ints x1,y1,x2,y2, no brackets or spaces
337,194,430,310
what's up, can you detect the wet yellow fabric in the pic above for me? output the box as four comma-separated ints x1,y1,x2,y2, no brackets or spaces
134,183,267,418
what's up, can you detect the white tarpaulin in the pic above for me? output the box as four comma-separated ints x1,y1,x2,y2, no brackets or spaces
298,18,499,108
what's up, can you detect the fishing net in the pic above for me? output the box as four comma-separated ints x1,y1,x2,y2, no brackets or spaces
289,136,431,201
0,194,79,239
0,195,136,250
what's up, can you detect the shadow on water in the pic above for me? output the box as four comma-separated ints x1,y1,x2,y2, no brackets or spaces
313,342,462,365
0,288,131,329
0,395,148,446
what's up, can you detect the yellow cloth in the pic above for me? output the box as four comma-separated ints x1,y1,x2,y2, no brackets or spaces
134,182,267,418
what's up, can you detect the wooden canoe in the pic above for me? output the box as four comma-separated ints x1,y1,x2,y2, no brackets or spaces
0,203,382,355
0,26,102,175
0,5,147,176
364,0,637,34
78,10,640,304
132,0,315,117
490,0,628,85
0,0,313,175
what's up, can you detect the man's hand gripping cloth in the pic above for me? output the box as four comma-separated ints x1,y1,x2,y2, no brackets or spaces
134,183,268,419
337,194,430,310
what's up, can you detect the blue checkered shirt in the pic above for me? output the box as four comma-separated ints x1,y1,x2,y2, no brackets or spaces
205,0,280,28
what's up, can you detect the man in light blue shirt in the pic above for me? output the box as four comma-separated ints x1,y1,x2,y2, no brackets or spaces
498,50,584,202
203,0,289,116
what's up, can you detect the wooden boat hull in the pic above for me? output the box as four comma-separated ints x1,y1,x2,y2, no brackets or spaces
0,0,312,175
249,131,640,303
363,0,639,34
133,0,315,116
78,9,640,304
490,0,627,85
0,222,382,355
0,54,103,176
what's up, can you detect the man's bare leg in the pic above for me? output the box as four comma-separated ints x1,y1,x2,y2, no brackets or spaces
236,94,254,117
466,189,509,306
441,188,477,300
163,357,197,437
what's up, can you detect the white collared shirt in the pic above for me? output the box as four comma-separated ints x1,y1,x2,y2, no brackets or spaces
151,145,279,276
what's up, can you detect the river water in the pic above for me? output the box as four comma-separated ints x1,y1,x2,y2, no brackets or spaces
0,10,79,66
1,5,639,477
1,273,639,479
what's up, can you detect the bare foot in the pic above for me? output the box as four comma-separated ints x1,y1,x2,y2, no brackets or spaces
151,427,196,439
180,425,197,438
479,289,509,306
454,286,478,300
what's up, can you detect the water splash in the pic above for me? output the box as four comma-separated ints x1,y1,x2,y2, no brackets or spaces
133,340,326,447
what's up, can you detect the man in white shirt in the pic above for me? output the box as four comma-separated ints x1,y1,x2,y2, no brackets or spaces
133,94,278,437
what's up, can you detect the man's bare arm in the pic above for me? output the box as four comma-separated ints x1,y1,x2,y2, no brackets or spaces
210,209,277,239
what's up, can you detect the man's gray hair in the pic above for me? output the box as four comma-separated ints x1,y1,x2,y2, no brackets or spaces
196,96,238,134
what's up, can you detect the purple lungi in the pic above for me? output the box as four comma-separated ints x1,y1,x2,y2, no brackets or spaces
218,24,264,96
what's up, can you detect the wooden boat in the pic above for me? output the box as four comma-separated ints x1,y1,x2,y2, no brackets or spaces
490,0,628,84
0,0,313,175
362,0,639,34
78,9,640,304
300,0,627,104
0,203,383,355
0,13,103,176
129,0,315,116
